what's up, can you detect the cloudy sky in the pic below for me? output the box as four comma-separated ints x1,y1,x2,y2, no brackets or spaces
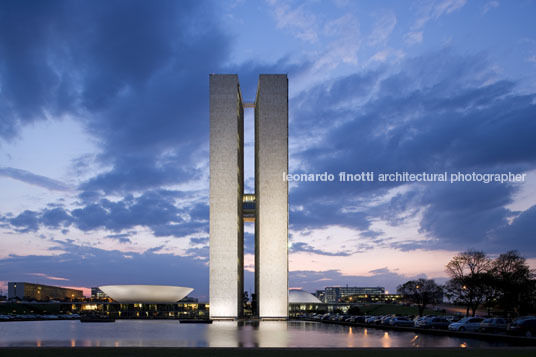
1,0,535,300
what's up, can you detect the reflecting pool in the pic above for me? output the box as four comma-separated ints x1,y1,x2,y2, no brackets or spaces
0,320,517,348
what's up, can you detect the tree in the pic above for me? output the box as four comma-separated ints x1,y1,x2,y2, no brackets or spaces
445,250,492,316
492,250,536,316
397,278,443,317
347,306,362,315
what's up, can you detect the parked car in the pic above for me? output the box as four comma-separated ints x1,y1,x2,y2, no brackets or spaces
413,316,429,327
43,315,59,319
371,316,385,324
329,314,341,321
389,317,414,327
377,315,392,325
365,316,377,324
416,316,450,329
357,316,368,323
338,314,349,322
349,316,367,323
381,316,395,325
479,318,508,333
448,317,485,332
446,315,462,323
507,316,536,337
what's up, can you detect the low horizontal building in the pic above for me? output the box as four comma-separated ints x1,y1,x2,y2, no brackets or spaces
8,282,83,301
339,293,404,304
76,301,208,319
322,286,386,303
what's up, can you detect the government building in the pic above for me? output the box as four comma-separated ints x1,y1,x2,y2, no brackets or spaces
209,74,288,319
7,282,83,301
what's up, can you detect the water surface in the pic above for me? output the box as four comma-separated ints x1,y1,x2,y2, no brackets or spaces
0,320,514,348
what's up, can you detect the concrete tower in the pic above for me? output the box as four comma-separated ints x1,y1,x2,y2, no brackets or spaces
209,74,288,320
209,74,244,319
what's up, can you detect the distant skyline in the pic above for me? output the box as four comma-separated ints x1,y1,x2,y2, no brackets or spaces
1,0,536,300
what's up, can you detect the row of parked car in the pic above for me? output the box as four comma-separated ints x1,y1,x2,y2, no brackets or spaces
0,313,80,321
301,313,536,337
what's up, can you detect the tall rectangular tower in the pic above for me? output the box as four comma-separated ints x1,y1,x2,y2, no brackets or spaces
209,74,244,319
255,74,288,319
209,74,287,320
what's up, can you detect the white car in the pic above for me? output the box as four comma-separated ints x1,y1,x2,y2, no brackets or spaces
390,317,414,327
448,317,484,332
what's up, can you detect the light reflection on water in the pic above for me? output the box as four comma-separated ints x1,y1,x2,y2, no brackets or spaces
0,320,513,348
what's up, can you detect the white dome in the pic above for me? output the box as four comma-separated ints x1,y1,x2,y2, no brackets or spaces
289,289,322,303
99,285,193,304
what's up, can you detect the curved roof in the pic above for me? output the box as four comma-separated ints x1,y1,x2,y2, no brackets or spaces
289,289,322,303
99,285,193,304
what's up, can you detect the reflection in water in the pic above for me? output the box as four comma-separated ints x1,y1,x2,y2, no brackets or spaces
361,328,370,348
257,321,288,347
382,331,391,348
207,321,238,347
207,320,289,347
410,334,419,347
346,327,355,348
0,320,516,348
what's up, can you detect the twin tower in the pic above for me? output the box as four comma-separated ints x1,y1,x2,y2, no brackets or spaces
209,74,288,319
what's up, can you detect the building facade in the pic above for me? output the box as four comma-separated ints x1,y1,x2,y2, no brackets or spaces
8,282,83,301
323,286,386,303
209,74,288,319
90,287,109,300
209,74,245,319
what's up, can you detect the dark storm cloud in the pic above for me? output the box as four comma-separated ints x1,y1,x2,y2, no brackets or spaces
0,167,71,191
492,204,536,255
71,190,187,233
0,0,227,195
0,241,210,299
189,237,209,245
2,0,536,265
188,203,209,222
290,201,371,231
289,49,536,255
2,189,206,238
105,232,134,244
145,245,165,254
417,181,515,250
41,207,73,228
0,1,311,250
185,245,209,261
291,242,352,256
8,210,40,233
